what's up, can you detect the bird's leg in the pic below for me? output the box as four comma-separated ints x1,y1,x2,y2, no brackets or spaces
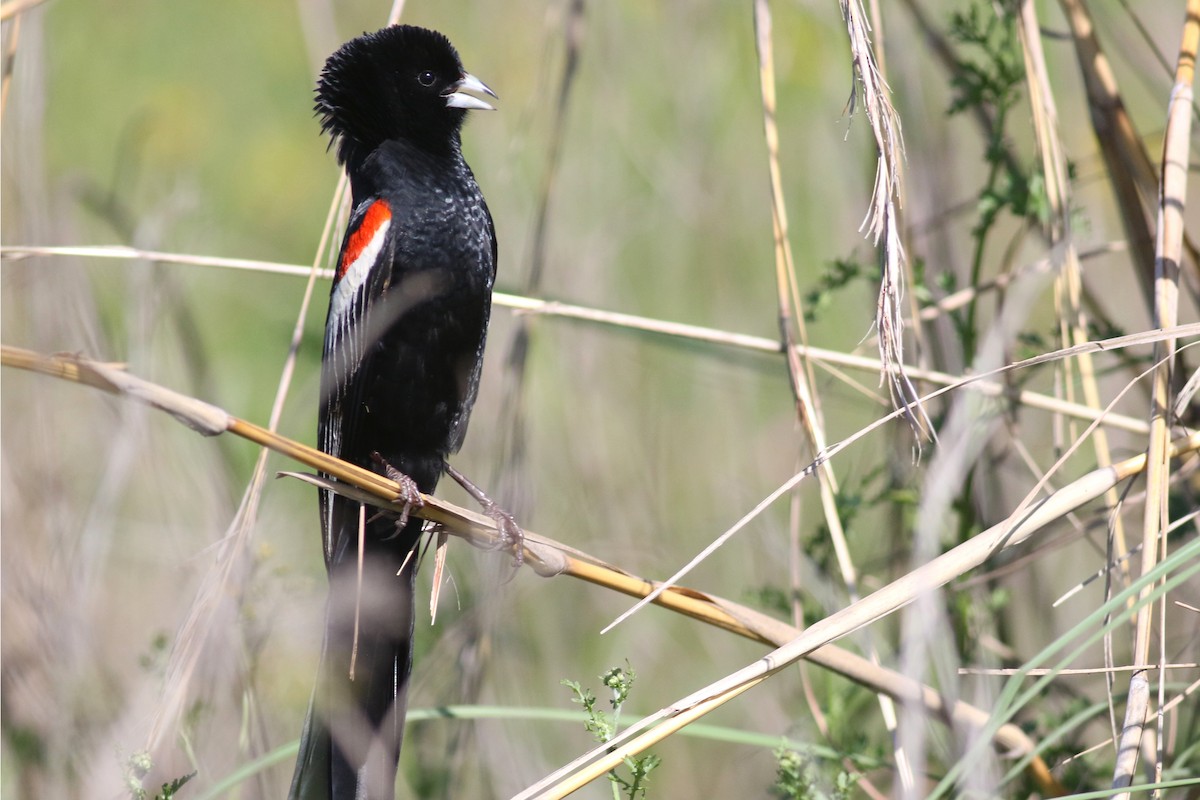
444,463,524,566
371,451,424,531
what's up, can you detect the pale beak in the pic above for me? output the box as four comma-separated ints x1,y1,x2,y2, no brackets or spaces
444,72,498,111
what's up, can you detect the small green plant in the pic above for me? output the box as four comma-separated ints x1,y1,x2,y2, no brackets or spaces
563,663,661,800
138,631,171,675
950,585,1011,663
946,0,1041,358
803,258,868,323
1013,697,1102,795
772,747,857,800
123,751,195,800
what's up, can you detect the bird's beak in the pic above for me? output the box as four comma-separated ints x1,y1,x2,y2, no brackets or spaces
444,72,498,111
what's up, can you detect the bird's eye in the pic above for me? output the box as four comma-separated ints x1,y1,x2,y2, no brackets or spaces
417,70,436,87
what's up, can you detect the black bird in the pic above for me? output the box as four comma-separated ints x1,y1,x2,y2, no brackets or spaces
290,26,500,800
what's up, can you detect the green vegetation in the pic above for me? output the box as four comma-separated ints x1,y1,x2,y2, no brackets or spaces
3,0,1196,797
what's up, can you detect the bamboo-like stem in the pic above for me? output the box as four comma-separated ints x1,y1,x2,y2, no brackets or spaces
1017,0,1132,663
1112,2,1198,795
1057,0,1160,309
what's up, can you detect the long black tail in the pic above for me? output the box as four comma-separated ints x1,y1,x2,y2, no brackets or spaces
290,515,420,800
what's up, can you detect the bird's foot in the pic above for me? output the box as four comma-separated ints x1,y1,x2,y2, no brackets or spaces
371,452,424,530
445,464,525,566
481,501,523,566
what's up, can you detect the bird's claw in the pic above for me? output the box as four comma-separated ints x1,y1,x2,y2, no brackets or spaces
371,452,424,530
481,500,524,567
444,464,525,567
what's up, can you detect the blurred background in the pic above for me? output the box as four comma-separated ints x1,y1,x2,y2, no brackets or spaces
2,0,1197,797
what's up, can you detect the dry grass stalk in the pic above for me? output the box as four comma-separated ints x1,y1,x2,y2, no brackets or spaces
4,6,1198,792
1,344,1068,792
1057,0,1160,309
0,0,48,23
594,324,1197,664
139,168,346,758
1112,2,1199,794
1,13,18,114
2,243,1162,437
1016,0,1132,655
515,431,1200,799
754,1,904,790
838,0,925,434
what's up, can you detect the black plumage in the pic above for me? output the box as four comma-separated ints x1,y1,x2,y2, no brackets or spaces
290,25,498,800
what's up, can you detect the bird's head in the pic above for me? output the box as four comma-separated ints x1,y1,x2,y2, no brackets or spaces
316,25,497,166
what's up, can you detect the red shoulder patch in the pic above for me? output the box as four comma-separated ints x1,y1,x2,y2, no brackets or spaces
336,199,392,281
